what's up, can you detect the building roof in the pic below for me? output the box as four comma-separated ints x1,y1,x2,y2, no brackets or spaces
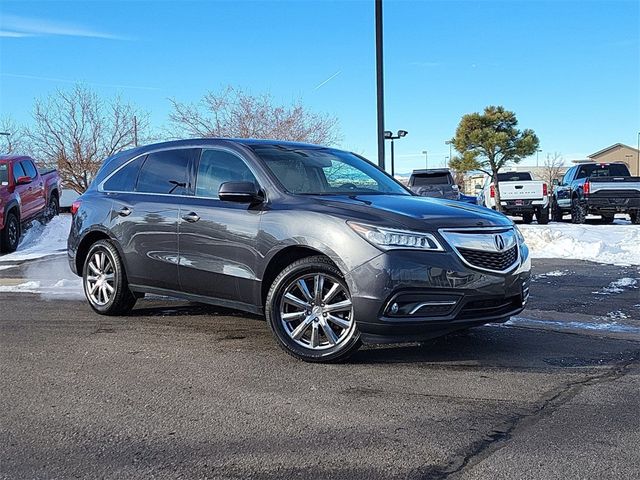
588,143,639,158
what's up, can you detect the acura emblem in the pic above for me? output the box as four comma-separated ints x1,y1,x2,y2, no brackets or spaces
494,234,506,251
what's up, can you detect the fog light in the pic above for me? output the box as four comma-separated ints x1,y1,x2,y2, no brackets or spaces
390,303,399,314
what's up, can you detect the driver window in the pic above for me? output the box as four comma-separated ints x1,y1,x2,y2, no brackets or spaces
13,162,26,182
196,149,257,198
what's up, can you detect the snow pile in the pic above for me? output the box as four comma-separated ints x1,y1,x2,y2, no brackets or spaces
0,215,71,263
0,278,83,298
520,224,640,266
594,278,638,295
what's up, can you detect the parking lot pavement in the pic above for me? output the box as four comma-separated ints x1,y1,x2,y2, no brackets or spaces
1,256,639,479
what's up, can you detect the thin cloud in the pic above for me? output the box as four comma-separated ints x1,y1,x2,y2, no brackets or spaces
0,14,128,40
0,30,34,38
314,70,342,90
1,73,160,91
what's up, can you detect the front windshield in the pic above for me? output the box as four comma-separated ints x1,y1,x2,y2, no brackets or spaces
250,145,409,195
0,163,8,186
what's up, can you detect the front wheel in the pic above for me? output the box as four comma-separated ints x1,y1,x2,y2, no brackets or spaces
571,198,586,224
551,199,564,222
265,256,361,363
0,212,20,253
630,211,640,224
83,240,137,315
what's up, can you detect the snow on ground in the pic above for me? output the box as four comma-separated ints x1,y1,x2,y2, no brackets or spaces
593,278,639,295
520,223,640,266
0,215,71,263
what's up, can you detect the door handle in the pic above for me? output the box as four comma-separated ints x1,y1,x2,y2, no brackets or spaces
118,206,132,217
182,212,200,223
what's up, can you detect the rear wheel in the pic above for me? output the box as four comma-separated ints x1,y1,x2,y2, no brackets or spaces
630,211,640,224
82,240,137,315
0,212,20,253
44,194,59,222
265,256,361,363
522,212,533,224
536,208,550,225
571,198,586,224
600,214,615,224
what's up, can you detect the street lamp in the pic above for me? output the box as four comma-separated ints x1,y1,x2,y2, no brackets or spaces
422,150,428,169
536,149,542,168
384,129,408,176
445,140,453,164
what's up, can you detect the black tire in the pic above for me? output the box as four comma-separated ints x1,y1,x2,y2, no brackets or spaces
265,255,361,363
45,194,59,222
522,212,533,224
0,212,20,253
630,211,640,224
551,199,564,222
600,214,615,224
82,239,137,315
536,208,550,225
571,198,586,224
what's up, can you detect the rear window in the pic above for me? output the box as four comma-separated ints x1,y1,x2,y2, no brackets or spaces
497,172,532,182
0,163,7,185
136,149,198,195
577,164,630,178
411,173,452,186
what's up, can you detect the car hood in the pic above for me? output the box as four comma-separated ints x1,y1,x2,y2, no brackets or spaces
311,194,512,230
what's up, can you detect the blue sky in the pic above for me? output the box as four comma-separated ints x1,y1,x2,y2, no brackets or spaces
1,0,638,173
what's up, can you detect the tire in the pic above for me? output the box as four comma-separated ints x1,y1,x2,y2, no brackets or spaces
0,212,20,253
265,255,361,363
522,212,533,224
536,208,550,225
571,198,586,224
82,239,137,315
44,194,59,222
600,214,614,224
630,211,640,224
551,199,564,222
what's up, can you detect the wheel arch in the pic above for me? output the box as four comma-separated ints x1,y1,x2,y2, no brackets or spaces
75,228,123,276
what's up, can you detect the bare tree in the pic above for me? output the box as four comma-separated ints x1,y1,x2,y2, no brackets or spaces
169,86,341,145
0,116,30,155
541,152,566,188
27,85,149,193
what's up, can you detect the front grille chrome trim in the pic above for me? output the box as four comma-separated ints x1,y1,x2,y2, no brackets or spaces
439,226,521,274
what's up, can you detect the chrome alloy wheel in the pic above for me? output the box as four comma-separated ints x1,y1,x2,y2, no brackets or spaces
85,251,116,306
279,273,355,350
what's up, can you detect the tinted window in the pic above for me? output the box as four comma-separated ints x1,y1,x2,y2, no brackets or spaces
497,172,532,182
103,156,146,192
561,167,573,185
13,162,26,182
578,163,630,178
21,160,37,179
412,173,452,186
196,149,257,198
0,163,7,185
251,145,408,195
136,149,196,195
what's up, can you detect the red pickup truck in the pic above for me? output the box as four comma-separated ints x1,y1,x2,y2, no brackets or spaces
0,155,61,253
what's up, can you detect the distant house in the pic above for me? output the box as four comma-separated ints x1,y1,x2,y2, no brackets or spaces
579,143,640,176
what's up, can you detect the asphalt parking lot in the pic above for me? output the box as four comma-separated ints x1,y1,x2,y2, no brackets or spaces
1,256,639,479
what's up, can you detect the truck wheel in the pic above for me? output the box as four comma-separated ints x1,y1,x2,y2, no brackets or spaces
265,255,361,363
82,240,137,315
522,212,533,224
0,212,20,253
536,208,550,225
551,199,564,222
45,194,59,222
600,214,614,224
630,211,640,224
571,198,586,224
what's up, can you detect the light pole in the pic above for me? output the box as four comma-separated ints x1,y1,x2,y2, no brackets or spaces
536,149,542,168
445,140,453,164
445,156,450,167
637,131,640,176
422,150,428,169
375,0,385,169
384,130,408,176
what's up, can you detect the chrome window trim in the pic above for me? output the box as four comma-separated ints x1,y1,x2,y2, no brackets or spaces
438,226,520,275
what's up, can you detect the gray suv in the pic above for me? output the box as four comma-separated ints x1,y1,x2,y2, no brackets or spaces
68,139,531,362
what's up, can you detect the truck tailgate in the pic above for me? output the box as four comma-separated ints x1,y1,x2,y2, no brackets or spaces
499,181,545,200
589,176,640,195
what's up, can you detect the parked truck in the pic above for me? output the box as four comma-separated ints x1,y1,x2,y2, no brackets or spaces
0,155,61,253
477,172,549,224
551,162,640,224
408,168,460,200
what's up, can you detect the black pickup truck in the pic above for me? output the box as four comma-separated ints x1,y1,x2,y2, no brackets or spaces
551,162,640,224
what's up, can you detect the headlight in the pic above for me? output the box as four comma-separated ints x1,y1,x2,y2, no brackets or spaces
348,222,444,251
514,225,526,245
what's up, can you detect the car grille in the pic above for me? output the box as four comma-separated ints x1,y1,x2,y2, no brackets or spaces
458,245,518,272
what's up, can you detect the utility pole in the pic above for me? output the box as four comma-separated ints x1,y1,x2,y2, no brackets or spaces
375,0,385,170
422,150,428,169
133,116,139,147
445,140,452,166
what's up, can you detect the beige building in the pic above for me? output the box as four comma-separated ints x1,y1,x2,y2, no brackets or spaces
585,143,640,176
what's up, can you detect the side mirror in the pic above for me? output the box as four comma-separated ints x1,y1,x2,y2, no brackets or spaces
16,176,32,185
218,181,263,203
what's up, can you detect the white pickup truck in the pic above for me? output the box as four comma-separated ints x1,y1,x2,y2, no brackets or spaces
477,171,549,224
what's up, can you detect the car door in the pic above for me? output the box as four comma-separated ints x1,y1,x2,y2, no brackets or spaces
21,160,46,215
104,148,198,292
178,148,263,306
11,162,36,219
555,167,574,208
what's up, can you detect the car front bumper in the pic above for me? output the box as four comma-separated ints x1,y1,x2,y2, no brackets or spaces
347,246,531,343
